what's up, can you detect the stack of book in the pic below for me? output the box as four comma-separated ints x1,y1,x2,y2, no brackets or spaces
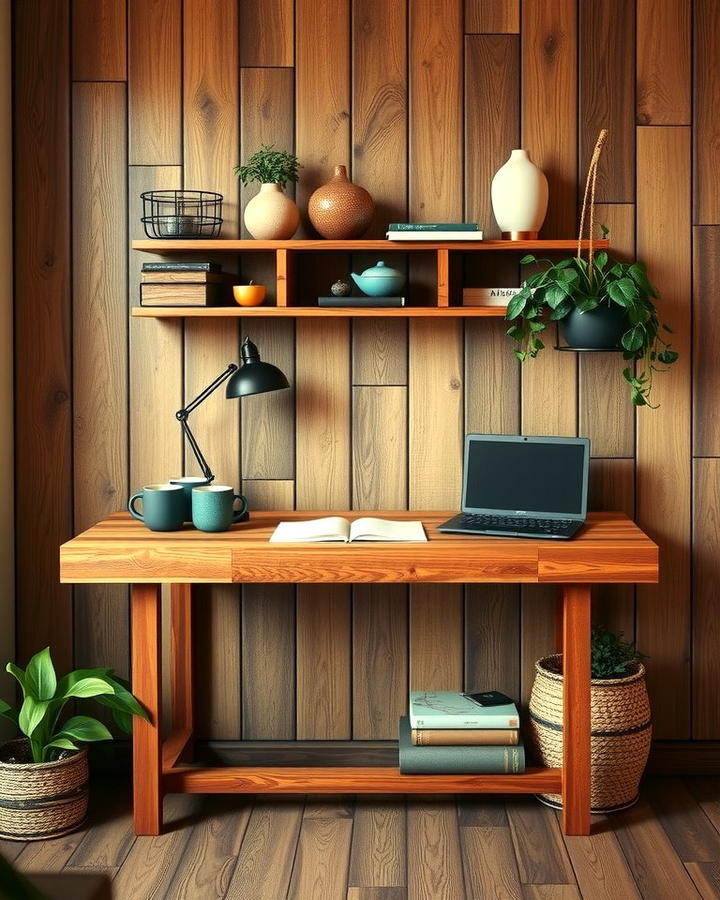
399,691,525,774
140,262,231,307
386,223,483,241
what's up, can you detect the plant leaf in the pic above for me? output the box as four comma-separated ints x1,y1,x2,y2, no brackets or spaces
58,715,113,743
25,647,57,702
621,325,645,352
519,254,536,265
506,292,529,320
594,251,608,271
18,696,49,737
44,737,79,752
0,698,17,724
55,667,113,698
529,320,545,333
607,278,637,306
549,298,575,321
99,677,150,723
110,707,132,733
6,662,27,693
62,677,116,700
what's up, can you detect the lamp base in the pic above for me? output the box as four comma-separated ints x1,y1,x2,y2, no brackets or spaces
501,230,539,241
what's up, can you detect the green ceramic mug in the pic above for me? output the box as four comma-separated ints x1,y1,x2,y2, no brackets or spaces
191,485,248,533
128,483,185,532
169,476,211,520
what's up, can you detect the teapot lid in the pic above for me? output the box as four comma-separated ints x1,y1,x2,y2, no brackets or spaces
361,260,401,277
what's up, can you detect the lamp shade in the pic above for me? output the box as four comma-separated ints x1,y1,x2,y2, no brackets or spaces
225,337,290,398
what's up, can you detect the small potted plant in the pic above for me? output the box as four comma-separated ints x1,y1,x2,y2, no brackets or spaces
529,625,650,813
235,144,301,240
0,647,148,840
505,129,678,407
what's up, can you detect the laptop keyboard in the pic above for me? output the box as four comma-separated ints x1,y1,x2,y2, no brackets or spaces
458,514,577,535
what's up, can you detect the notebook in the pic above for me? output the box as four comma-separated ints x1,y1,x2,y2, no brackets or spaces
269,516,427,543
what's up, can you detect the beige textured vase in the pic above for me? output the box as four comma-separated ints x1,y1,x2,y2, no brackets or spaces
491,149,549,239
308,165,374,239
243,183,299,240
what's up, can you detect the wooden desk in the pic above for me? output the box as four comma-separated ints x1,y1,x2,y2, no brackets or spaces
60,511,659,838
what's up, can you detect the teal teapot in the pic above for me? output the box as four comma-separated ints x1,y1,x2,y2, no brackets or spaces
350,260,405,297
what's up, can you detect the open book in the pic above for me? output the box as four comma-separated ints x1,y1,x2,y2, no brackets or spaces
269,516,427,543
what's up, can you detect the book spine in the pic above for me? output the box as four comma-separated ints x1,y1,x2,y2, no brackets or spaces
139,283,224,307
385,232,484,241
412,728,519,746
142,261,221,272
318,297,405,307
409,714,519,729
388,223,479,231
400,744,525,775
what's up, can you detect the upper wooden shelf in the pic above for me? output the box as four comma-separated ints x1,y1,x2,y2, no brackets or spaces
131,306,509,318
132,238,608,253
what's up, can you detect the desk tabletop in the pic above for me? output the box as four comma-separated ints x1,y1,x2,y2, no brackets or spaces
60,511,658,585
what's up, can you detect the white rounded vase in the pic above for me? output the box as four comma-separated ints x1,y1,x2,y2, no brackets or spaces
491,149,549,240
243,183,300,240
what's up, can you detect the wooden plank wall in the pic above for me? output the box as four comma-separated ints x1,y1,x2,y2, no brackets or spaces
12,0,719,748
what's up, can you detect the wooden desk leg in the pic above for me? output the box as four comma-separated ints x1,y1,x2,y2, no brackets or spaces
562,584,591,836
171,584,194,760
132,583,162,836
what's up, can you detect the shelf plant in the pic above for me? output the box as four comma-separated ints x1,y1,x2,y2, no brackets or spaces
235,145,302,241
0,647,148,840
505,130,678,407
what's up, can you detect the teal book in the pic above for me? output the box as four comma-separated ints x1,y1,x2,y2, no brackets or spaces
388,222,479,231
409,691,520,729
398,718,525,774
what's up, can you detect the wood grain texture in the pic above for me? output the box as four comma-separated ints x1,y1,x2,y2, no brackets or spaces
693,228,720,455
521,0,577,238
296,318,351,508
241,479,294,511
465,585,520,700
72,0,126,81
562,585,591,836
296,585,351,739
507,800,575,884
353,387,407,509
226,800,304,900
348,799,406,888
409,585,463,690
636,126,692,739
352,0,406,237
465,35,519,240
579,0,634,202
295,0,350,232
240,0,293,66
693,459,720,739
72,82,128,677
579,204,636,458
646,778,720,863
694,0,720,223
465,318,520,435
407,800,465,900
287,803,354,900
241,317,295,479
128,0,181,165
132,238,609,252
460,824,523,898
170,584,192,741
637,0,691,125
353,586,408,739
14,1,73,670
353,319,408,385
242,584,295,739
466,0,519,33
560,820,641,900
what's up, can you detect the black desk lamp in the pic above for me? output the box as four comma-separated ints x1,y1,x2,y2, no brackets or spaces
176,336,290,484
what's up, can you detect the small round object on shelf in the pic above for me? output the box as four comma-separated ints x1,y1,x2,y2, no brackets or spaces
308,165,375,239
233,283,267,307
331,279,352,297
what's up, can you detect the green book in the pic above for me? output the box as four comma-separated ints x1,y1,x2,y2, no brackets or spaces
398,717,525,775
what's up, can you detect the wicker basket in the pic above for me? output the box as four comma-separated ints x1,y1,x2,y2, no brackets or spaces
0,739,89,840
528,655,651,813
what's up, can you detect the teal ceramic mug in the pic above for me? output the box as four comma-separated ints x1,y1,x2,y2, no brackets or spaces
128,483,185,532
170,476,211,520
191,485,248,533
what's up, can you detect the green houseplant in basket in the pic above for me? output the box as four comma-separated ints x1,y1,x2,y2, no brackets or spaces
505,129,678,407
235,144,301,240
0,647,148,841
529,626,651,813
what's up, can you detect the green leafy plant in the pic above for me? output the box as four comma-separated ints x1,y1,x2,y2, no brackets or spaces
234,144,300,189
505,128,678,407
590,625,646,680
0,647,149,764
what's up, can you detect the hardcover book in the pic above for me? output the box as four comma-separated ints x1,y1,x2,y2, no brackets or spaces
412,727,519,746
409,691,520,729
142,261,222,273
139,283,225,307
318,296,405,307
386,230,483,241
463,287,521,307
399,718,525,774
388,223,479,232
141,270,228,284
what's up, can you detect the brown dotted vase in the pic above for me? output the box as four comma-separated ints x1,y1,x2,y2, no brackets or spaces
308,165,375,239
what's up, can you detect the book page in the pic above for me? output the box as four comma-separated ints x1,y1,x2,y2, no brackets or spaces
269,517,350,542
349,517,427,542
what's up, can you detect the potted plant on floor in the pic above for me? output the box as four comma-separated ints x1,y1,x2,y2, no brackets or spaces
235,144,301,240
528,625,651,813
505,129,678,407
0,647,148,841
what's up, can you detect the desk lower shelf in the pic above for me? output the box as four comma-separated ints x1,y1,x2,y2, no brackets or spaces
163,763,561,795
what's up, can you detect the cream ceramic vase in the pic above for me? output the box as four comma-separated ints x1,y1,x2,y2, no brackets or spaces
243,183,300,240
491,149,549,240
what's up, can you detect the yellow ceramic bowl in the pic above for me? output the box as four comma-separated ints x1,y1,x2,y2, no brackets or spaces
233,284,267,307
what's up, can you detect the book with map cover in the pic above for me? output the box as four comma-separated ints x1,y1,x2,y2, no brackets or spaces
409,691,519,730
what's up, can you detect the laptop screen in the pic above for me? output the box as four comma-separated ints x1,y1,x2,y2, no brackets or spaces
463,435,590,518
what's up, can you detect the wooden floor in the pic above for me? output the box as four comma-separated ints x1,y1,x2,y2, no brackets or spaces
2,777,720,899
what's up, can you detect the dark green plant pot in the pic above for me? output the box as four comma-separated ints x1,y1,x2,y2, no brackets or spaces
560,303,628,350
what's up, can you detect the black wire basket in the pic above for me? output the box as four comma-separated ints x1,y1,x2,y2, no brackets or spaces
141,190,223,239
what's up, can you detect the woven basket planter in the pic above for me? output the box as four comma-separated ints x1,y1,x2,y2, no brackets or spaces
0,739,89,840
529,654,651,813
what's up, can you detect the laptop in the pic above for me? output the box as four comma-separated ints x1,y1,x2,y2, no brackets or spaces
438,434,590,540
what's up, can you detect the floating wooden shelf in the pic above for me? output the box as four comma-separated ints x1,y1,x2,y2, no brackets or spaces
132,238,608,315
132,305,508,318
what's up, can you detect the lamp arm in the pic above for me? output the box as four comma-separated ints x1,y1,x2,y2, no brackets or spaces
175,363,239,483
